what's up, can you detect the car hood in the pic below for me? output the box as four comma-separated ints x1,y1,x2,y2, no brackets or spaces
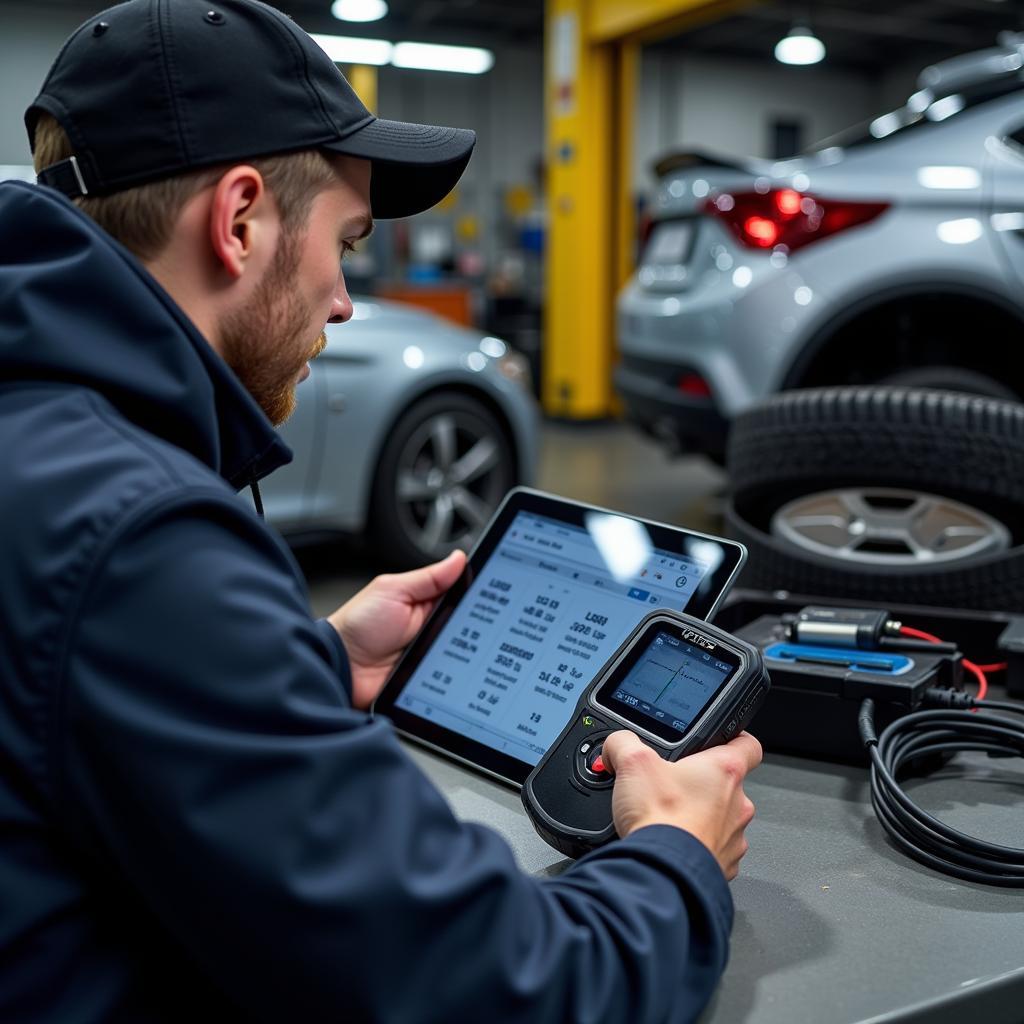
324,296,497,357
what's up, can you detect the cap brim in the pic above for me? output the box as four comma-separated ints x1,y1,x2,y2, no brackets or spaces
324,118,475,220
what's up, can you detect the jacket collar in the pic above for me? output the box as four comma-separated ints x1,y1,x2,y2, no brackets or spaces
0,180,291,487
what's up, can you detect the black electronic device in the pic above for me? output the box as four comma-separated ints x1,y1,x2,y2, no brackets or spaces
781,606,897,649
521,610,770,859
373,488,746,787
715,593,1024,886
733,612,961,762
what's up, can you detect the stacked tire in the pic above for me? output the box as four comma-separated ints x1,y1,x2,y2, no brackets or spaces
725,388,1024,610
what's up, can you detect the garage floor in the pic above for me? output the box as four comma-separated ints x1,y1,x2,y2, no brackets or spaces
297,421,726,618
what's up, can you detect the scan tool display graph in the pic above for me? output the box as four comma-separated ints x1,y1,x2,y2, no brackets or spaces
613,633,732,732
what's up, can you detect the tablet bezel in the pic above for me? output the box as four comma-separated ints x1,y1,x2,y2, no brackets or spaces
372,488,746,788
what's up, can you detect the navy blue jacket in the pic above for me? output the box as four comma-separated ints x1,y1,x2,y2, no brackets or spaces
0,181,733,1023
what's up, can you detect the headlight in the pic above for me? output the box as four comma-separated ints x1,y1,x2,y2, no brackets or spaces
496,350,532,391
478,335,532,391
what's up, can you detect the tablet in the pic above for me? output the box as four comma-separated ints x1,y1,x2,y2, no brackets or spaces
372,488,746,787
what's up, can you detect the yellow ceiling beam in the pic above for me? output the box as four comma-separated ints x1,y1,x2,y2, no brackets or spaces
586,0,758,44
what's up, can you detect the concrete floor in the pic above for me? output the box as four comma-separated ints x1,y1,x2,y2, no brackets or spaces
296,420,726,618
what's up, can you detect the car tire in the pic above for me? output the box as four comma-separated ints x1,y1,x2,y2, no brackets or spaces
725,387,1024,610
876,365,1020,402
370,391,516,569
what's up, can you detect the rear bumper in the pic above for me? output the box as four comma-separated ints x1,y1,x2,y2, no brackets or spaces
614,357,729,458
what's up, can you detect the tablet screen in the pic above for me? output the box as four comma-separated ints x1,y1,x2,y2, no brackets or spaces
376,491,744,784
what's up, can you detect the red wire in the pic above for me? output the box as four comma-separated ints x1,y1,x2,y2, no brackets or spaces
899,625,942,645
974,663,1008,674
962,661,989,702
899,625,988,701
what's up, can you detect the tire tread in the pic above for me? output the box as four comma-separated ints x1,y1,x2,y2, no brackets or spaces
725,387,1024,610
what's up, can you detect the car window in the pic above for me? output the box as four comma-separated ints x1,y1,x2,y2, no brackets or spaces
809,77,1024,153
642,221,695,266
1005,123,1024,150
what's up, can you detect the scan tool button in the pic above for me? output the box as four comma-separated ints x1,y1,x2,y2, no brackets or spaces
586,743,610,776
574,735,614,789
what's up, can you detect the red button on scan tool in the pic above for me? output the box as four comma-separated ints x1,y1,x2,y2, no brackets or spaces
591,754,607,775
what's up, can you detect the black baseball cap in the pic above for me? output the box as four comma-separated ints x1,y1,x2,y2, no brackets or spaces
26,0,475,220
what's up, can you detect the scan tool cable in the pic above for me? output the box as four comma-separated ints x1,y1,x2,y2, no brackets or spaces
859,684,1024,886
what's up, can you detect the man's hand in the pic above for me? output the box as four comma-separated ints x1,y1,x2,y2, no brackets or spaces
328,550,467,710
601,731,762,881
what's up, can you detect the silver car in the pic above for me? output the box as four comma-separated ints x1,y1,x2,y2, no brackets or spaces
616,33,1024,462
263,297,539,567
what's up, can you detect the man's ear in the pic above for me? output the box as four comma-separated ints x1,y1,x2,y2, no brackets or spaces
208,166,269,280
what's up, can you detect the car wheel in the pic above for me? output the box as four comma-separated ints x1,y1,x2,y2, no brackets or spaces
876,365,1019,402
725,387,1024,609
370,391,516,569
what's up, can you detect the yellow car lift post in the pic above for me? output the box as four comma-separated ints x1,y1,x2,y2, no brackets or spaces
543,0,754,418
348,64,378,114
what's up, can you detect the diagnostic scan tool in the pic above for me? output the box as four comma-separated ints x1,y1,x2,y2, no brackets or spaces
522,610,770,859
373,489,746,787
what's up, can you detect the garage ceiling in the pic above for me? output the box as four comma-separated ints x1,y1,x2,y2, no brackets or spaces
22,0,1024,69
661,1,1024,74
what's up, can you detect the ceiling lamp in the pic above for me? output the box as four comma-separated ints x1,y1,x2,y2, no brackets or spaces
774,25,825,66
392,42,495,74
310,33,393,64
311,34,495,75
331,0,388,23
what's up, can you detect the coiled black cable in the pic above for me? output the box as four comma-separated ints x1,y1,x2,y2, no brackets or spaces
858,691,1024,887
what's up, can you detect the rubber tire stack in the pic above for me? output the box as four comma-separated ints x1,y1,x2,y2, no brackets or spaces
725,387,1024,610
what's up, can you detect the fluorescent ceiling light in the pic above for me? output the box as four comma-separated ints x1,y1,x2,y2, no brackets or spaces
937,218,983,245
392,41,494,74
331,0,388,22
310,33,392,65
775,25,825,66
907,89,932,113
926,94,965,122
917,165,980,190
583,512,653,582
402,345,425,369
991,211,1024,232
311,33,495,75
869,112,902,139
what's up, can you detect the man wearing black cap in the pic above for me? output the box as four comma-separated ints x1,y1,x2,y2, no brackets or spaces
0,1,761,1021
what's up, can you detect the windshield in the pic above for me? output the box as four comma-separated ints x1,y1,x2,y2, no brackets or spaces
809,76,1024,153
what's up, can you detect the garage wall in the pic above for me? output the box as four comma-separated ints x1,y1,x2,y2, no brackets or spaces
878,67,922,114
632,50,886,190
377,45,545,199
374,48,545,273
0,4,84,167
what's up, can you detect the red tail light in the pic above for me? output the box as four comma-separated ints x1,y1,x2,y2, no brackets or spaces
677,372,712,398
638,212,655,249
703,188,888,253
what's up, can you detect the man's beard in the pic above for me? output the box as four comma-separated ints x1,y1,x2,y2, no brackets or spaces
219,232,328,426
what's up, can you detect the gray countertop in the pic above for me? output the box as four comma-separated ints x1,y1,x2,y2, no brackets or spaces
406,736,1024,1024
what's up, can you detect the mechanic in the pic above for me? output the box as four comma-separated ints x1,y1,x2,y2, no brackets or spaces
0,1,762,1021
